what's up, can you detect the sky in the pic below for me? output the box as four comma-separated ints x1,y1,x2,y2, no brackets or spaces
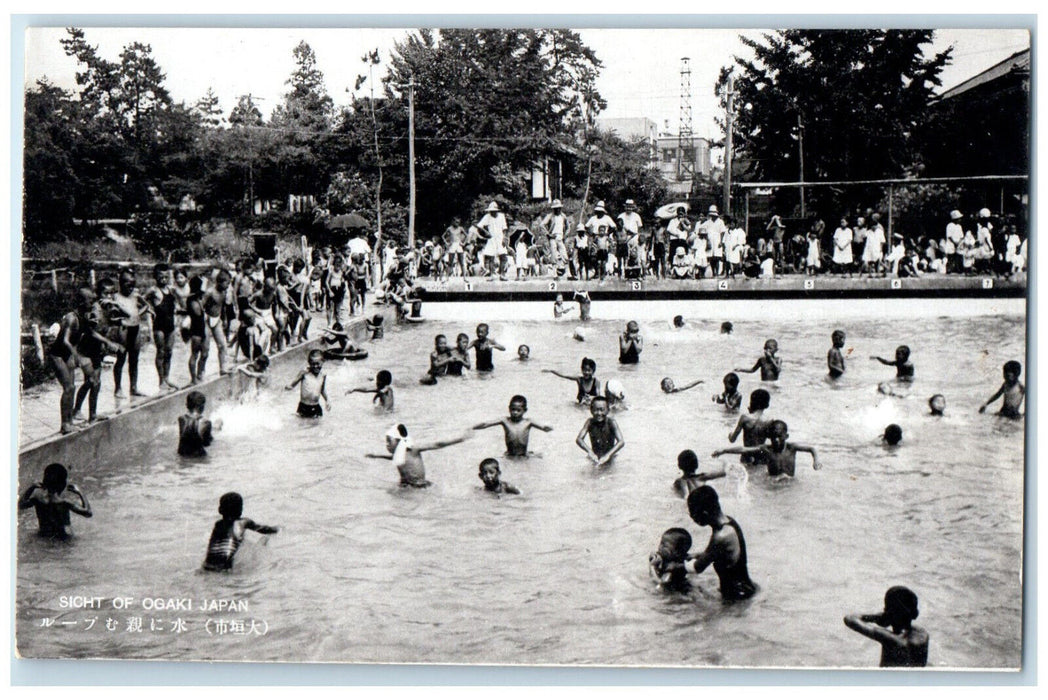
23,26,1030,141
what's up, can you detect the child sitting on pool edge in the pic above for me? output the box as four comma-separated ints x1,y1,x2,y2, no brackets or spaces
575,396,624,466
366,424,469,488
178,390,222,457
202,492,279,572
673,449,725,498
478,458,520,495
473,394,553,457
347,370,395,411
18,462,92,539
285,349,329,417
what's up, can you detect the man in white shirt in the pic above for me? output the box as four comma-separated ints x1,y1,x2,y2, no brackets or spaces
945,210,965,274
616,199,643,278
477,201,509,279
700,205,728,277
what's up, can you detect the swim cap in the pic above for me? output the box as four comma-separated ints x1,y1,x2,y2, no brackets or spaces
573,327,585,340
385,424,408,441
605,379,625,400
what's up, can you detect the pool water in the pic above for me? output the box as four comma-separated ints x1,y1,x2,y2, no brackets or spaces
16,299,1026,668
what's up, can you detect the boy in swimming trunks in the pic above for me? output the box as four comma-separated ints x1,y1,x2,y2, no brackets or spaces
109,268,153,398
728,389,771,463
573,290,591,321
979,360,1025,418
844,586,929,667
575,396,624,466
178,390,221,457
468,324,505,372
478,458,520,495
928,394,946,416
828,329,846,378
285,349,329,417
446,333,472,376
473,395,553,457
147,263,180,391
735,338,781,381
347,370,395,411
713,419,821,478
365,424,469,488
544,357,600,404
18,463,92,539
185,276,209,384
618,321,643,364
202,492,279,572
870,345,914,381
648,527,693,591
661,377,704,394
672,486,757,601
712,372,743,411
673,449,726,499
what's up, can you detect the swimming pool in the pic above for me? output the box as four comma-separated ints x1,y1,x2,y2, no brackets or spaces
16,298,1026,668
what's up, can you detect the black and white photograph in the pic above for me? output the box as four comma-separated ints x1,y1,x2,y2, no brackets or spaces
13,21,1030,671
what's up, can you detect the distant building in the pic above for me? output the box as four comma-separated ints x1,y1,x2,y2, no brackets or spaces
595,116,711,196
595,117,659,157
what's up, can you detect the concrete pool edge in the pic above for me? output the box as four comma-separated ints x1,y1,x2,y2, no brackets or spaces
16,318,370,478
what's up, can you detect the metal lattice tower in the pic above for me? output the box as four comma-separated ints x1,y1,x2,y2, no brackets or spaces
678,57,694,180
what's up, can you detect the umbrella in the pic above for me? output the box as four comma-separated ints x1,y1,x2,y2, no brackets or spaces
655,202,690,220
326,212,370,230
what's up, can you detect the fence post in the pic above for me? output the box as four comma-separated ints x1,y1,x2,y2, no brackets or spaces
887,184,894,238
90,269,97,288
50,270,58,292
31,323,44,363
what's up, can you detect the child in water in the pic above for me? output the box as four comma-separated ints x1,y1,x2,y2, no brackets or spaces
672,449,726,498
618,321,643,364
178,390,221,457
545,358,601,404
928,394,946,416
661,377,704,394
473,395,553,457
365,424,469,488
18,463,92,539
735,338,782,381
446,333,472,376
553,293,575,319
728,389,771,463
870,345,914,381
478,458,520,495
648,528,693,591
844,586,929,667
575,396,624,466
573,290,591,321
713,419,821,478
979,360,1025,418
468,323,506,372
347,370,395,411
421,334,454,385
517,345,530,361
712,372,743,411
202,492,279,572
828,329,846,378
285,349,329,417
366,314,385,340
883,424,903,446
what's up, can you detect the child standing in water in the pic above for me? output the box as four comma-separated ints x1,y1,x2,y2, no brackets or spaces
979,360,1025,418
365,424,469,488
544,358,600,404
870,345,914,381
18,463,92,539
468,323,506,372
285,349,329,417
574,290,592,321
735,339,782,381
473,395,553,456
648,528,693,591
178,390,221,457
202,492,279,572
844,586,929,667
421,334,454,385
672,449,725,498
728,389,771,463
828,329,847,379
446,333,472,376
618,321,643,364
478,458,521,495
347,370,395,411
713,419,821,478
712,372,743,411
575,396,624,466
553,293,575,319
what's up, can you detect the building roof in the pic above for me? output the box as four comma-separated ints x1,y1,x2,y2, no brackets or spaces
939,48,1030,101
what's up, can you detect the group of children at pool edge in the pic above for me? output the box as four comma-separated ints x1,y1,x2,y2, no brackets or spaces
24,301,1024,669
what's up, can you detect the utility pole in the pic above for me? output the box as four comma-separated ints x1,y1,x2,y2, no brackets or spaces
797,111,806,219
722,74,735,215
407,76,416,249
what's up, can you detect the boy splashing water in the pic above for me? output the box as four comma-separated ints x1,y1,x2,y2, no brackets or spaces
202,492,279,572
285,349,329,417
366,424,469,488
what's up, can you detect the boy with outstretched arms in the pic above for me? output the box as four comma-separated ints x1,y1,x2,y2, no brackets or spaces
672,449,725,498
202,492,279,571
713,419,821,478
870,345,914,381
347,370,395,411
365,424,469,488
473,395,553,456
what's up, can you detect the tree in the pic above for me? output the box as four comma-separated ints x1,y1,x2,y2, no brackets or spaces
717,30,951,215
564,131,666,215
23,81,80,242
195,88,224,128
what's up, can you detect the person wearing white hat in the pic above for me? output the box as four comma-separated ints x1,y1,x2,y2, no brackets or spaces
699,204,728,277
945,209,966,274
584,202,617,281
616,199,644,278
975,207,995,273
541,199,569,242
477,201,509,279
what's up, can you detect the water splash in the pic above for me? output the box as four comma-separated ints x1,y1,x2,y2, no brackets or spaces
212,399,284,436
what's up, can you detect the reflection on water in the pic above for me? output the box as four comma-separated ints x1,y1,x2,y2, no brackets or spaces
17,303,1025,668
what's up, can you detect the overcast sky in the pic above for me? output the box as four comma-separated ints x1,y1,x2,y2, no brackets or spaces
24,26,1030,139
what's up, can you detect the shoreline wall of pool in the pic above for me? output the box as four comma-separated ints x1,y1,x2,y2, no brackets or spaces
17,318,369,478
